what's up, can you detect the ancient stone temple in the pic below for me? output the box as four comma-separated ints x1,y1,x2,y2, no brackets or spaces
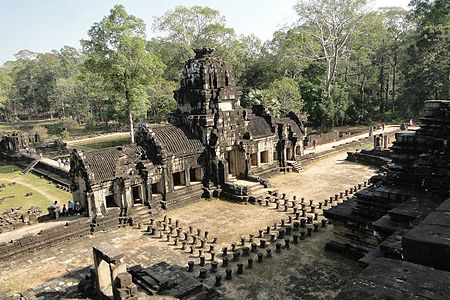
325,100,450,272
0,131,42,156
70,48,306,219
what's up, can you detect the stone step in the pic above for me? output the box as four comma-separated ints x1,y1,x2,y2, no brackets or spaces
249,184,265,193
286,160,302,172
21,159,40,175
251,188,270,198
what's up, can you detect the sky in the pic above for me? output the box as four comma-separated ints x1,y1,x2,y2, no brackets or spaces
0,0,410,65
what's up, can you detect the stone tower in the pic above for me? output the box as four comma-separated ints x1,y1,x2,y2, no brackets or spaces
171,48,248,192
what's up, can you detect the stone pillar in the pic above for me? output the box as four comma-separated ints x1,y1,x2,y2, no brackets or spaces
383,134,389,149
185,169,190,187
256,146,261,167
123,181,132,210
146,181,153,207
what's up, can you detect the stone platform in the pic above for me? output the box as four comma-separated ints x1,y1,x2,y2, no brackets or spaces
335,258,450,300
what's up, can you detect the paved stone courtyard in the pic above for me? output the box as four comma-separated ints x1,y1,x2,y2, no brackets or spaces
0,148,375,299
269,150,376,202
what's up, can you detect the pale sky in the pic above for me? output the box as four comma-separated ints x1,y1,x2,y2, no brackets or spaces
0,0,410,65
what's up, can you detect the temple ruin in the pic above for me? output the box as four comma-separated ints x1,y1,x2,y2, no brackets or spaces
2,48,450,300
70,48,306,220
326,100,450,297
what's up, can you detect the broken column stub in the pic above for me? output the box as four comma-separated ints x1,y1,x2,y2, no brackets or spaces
93,243,137,300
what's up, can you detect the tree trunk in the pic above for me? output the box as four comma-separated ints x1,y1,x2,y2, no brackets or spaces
125,89,135,143
379,53,385,115
385,78,389,121
129,109,134,143
360,73,366,121
392,49,397,113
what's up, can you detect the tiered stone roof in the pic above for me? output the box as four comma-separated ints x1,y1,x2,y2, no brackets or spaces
247,115,273,138
150,124,204,156
82,144,145,184
180,47,234,90
277,117,305,137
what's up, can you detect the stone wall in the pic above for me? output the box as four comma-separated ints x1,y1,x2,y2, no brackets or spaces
0,217,91,261
306,131,340,146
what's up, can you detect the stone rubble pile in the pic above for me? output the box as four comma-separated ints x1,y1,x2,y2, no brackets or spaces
0,206,41,233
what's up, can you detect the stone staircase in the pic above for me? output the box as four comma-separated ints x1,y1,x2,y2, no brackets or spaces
286,160,302,172
238,177,271,201
91,208,120,232
130,203,153,225
21,159,40,175
222,176,270,202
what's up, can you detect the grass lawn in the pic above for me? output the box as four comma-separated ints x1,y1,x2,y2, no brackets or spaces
0,165,71,213
0,119,123,141
69,137,130,150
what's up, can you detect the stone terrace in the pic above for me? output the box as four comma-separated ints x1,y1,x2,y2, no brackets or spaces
0,146,377,299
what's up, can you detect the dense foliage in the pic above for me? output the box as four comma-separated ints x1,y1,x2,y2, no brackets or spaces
0,1,448,132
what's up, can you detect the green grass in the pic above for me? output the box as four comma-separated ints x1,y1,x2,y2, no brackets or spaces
0,165,71,213
0,181,52,213
72,137,130,150
0,119,57,133
0,119,123,140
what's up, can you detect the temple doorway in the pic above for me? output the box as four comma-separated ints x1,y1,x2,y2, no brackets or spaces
286,148,292,160
132,185,142,204
226,149,243,176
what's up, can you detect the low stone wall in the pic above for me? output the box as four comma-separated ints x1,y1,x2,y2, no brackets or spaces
16,155,70,188
0,217,91,261
0,209,120,261
346,150,392,167
306,131,340,146
163,184,204,210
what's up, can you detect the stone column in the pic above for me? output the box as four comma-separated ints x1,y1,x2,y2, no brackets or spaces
185,169,190,187
256,144,260,167
123,180,132,209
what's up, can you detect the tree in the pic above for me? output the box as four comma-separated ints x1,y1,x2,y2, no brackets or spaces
268,77,304,117
379,7,411,115
48,46,85,118
294,0,368,129
401,0,450,113
244,77,304,119
9,50,62,117
147,80,177,122
343,11,387,122
150,6,235,82
0,67,12,111
153,6,235,50
268,28,314,79
82,5,164,142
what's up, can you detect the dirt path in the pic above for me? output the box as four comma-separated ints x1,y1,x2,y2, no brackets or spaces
304,125,399,155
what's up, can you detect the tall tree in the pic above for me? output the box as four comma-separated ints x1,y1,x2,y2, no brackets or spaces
402,0,450,113
149,6,235,82
294,0,368,129
0,67,12,112
82,5,164,142
10,50,62,117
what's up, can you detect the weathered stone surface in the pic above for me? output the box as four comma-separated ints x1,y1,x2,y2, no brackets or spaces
335,258,450,300
402,222,450,271
326,100,450,274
